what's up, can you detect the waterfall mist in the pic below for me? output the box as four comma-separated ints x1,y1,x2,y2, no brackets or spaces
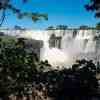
40,29,97,69
21,29,99,69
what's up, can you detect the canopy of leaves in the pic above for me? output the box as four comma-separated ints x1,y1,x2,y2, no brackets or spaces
0,37,39,99
0,0,48,26
85,0,100,18
96,22,100,29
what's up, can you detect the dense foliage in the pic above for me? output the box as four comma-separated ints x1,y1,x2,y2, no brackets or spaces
0,0,48,26
0,37,39,99
85,0,100,18
0,37,99,100
96,22,100,29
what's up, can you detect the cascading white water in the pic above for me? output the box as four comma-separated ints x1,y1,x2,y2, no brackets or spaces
1,29,100,69
61,30,96,55
40,29,99,69
40,30,73,69
19,29,100,69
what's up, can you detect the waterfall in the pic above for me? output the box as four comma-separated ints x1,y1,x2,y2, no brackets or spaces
40,29,100,69
1,29,99,68
18,29,100,69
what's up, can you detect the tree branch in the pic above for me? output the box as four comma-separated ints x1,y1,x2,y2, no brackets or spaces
0,9,6,27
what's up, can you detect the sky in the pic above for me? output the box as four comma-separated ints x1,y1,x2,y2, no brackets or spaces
1,0,100,29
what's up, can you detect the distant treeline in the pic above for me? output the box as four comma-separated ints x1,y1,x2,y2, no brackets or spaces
46,25,100,30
